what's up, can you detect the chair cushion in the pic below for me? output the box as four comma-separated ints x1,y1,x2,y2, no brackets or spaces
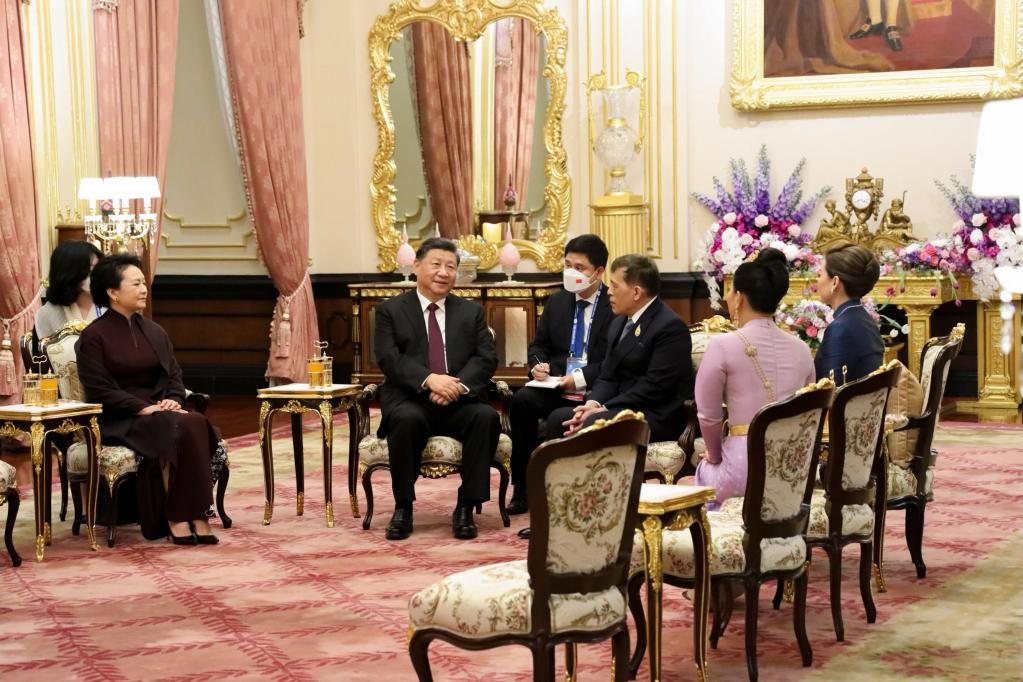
67,441,138,480
359,433,512,470
630,510,806,579
646,438,705,479
0,459,16,492
408,559,625,638
762,409,824,521
887,464,934,499
44,332,86,402
886,362,922,469
807,488,873,538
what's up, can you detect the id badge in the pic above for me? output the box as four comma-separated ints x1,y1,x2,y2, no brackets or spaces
563,356,587,401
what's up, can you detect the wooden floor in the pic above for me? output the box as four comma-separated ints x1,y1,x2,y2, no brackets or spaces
204,394,1021,440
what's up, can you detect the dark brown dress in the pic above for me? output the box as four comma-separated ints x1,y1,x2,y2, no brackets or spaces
76,310,216,527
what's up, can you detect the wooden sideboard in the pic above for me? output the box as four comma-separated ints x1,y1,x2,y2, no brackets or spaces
349,281,561,386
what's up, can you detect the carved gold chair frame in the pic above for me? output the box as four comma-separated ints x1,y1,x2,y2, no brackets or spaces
369,0,570,272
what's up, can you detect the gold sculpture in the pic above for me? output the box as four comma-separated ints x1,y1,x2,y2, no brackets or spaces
878,197,917,242
811,199,854,248
811,168,918,256
368,0,570,273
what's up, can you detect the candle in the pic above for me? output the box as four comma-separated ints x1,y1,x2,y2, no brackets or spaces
481,222,502,243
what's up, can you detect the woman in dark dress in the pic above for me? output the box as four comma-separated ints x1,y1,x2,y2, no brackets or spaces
76,254,220,545
815,243,885,385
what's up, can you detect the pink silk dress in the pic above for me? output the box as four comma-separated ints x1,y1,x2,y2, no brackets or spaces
694,318,816,508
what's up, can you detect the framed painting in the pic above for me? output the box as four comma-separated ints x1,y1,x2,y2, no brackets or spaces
731,0,1023,110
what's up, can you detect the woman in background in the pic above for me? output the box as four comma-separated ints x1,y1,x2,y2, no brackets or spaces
35,240,104,339
694,249,816,507
76,254,220,546
815,242,884,385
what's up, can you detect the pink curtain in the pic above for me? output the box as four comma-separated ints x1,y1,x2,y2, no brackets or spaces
0,0,41,403
219,0,317,383
411,21,473,238
93,0,179,280
493,17,538,210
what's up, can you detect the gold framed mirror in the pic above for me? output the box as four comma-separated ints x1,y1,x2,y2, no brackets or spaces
369,0,569,272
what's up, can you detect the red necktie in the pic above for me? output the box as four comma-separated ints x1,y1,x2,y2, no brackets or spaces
427,302,446,374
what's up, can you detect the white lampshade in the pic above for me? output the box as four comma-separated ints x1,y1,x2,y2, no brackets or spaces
77,177,105,201
972,97,1023,199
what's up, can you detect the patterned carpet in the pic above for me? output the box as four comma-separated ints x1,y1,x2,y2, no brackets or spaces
1,416,1021,681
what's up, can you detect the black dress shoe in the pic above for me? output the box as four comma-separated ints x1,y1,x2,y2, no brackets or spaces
884,26,903,51
452,506,478,540
507,494,529,516
386,508,414,540
195,533,219,545
517,527,531,539
849,21,884,39
168,532,197,546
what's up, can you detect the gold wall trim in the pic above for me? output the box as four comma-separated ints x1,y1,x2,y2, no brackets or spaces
731,0,1023,110
162,209,248,228
159,229,256,249
369,0,570,273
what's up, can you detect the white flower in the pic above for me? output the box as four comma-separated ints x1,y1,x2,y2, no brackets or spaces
953,220,966,231
712,248,725,263
953,235,964,249
787,224,801,238
1013,213,1021,227
754,214,769,228
711,221,722,233
901,324,910,334
970,228,984,245
889,329,900,338
721,227,739,243
972,213,988,227
739,233,754,246
904,243,920,254
967,247,981,261
782,243,799,261
723,212,737,226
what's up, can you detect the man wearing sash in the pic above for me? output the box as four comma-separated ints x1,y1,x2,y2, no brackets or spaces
507,235,613,515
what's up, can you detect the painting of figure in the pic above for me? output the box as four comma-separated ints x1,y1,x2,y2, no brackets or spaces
764,0,997,77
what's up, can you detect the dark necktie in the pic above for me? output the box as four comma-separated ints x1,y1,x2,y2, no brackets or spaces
617,319,636,344
571,300,590,357
426,302,446,374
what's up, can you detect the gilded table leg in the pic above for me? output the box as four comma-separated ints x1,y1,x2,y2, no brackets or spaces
642,514,664,682
259,401,276,525
292,412,305,515
42,432,52,546
30,423,45,562
347,403,361,518
319,400,335,528
902,305,937,380
689,506,711,682
86,417,101,551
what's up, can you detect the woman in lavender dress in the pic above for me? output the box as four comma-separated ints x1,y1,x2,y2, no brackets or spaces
695,249,816,508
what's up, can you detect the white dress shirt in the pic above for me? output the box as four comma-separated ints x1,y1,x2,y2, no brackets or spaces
629,297,657,327
416,290,468,394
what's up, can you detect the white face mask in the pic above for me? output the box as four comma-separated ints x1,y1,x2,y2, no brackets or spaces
563,267,594,293
80,277,90,293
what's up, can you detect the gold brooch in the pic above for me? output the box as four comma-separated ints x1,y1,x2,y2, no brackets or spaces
634,324,641,337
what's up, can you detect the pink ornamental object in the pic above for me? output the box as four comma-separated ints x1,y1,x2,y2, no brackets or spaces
499,235,521,270
396,226,416,268
503,176,518,209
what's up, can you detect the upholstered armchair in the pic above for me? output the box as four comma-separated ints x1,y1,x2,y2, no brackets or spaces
874,323,965,586
790,362,900,641
354,380,513,530
629,379,833,682
407,411,649,681
1,459,20,566
643,316,733,484
41,322,231,547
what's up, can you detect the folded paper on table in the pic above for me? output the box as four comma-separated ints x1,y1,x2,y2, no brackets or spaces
525,377,562,389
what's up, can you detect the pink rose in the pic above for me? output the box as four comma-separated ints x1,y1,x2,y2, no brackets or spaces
971,213,988,227
806,326,818,338
723,212,737,226
787,224,801,238
754,214,769,228
1014,213,1021,227
967,247,980,261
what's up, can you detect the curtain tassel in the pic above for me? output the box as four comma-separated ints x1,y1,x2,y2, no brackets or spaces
275,306,292,359
0,323,17,397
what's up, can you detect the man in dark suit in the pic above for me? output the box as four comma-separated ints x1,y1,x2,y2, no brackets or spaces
507,235,613,514
551,254,694,442
374,237,501,540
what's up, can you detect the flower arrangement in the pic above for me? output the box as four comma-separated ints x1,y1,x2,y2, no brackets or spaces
693,146,830,309
879,235,962,306
863,296,910,342
934,171,1022,301
775,299,832,350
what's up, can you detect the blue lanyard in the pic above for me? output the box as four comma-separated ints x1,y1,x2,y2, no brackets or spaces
569,286,601,360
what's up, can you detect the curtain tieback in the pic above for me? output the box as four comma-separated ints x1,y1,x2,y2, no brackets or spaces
0,286,43,396
272,270,310,359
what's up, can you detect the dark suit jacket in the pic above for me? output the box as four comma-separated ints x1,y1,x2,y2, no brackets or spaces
815,299,884,385
374,289,497,435
588,298,693,441
527,284,613,386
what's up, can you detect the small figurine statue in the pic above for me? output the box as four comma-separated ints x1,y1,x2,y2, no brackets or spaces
878,197,917,242
812,199,854,246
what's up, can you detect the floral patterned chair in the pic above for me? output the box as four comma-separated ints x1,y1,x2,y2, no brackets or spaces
628,379,833,682
1,459,20,566
788,361,900,642
874,323,964,586
644,316,733,484
41,322,231,547
407,411,649,681
354,381,514,530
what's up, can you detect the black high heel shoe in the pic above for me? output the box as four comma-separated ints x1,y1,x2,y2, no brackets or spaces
189,521,220,545
168,531,197,546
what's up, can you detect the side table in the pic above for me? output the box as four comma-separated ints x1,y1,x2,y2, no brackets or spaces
0,401,102,562
636,483,717,682
257,383,362,528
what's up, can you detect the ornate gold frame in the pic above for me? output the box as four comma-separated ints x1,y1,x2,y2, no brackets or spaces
730,0,1023,111
369,0,569,272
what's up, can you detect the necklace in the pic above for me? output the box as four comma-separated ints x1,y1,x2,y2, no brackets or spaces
734,328,777,402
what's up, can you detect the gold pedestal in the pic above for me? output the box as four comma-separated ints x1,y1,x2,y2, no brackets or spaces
955,296,1021,422
590,193,648,261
